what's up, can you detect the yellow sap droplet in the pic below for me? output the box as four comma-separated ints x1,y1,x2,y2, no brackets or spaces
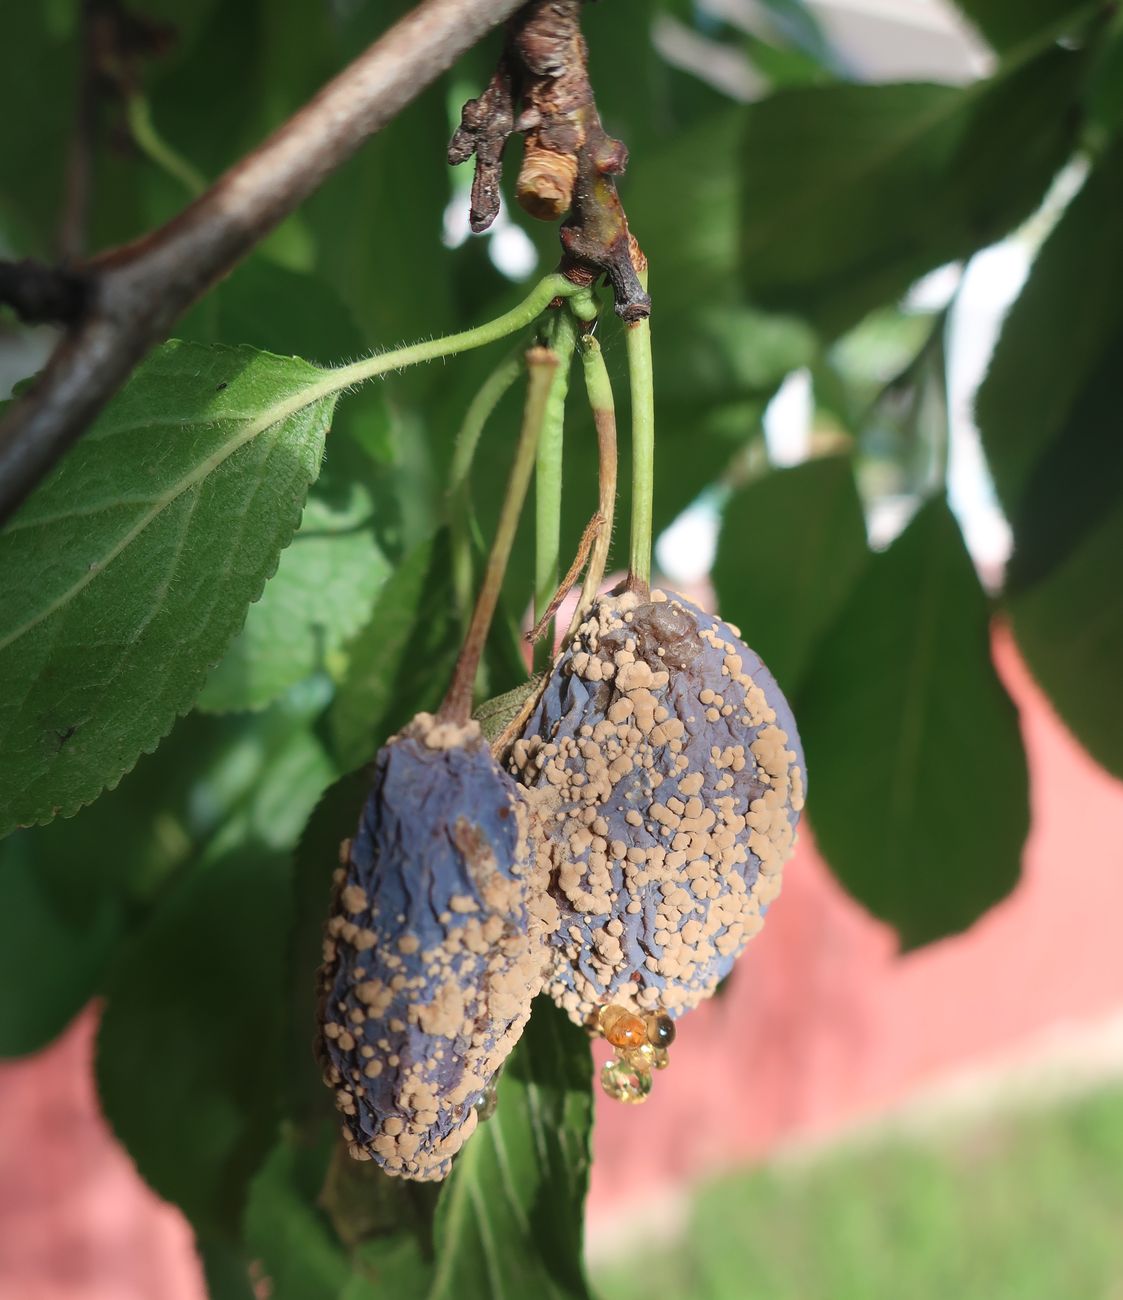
597,1004,628,1036
600,1057,653,1104
623,1042,670,1072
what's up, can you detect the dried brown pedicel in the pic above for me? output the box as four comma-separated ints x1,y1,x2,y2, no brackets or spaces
317,713,555,1181
510,590,805,1027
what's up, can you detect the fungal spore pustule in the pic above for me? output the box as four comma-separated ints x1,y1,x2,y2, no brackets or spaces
510,589,805,1056
317,712,555,1181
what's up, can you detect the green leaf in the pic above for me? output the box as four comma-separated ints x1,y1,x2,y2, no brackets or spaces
96,700,334,1236
0,341,337,837
0,728,188,1058
797,500,1029,948
1009,500,1123,778
628,109,743,313
330,1158,441,1296
197,1238,258,1300
199,475,391,713
0,848,122,1056
0,7,70,253
179,255,369,363
306,76,455,347
740,45,1085,337
429,1000,594,1300
1086,9,1123,133
977,142,1123,588
0,690,333,1059
748,0,845,75
953,0,1090,54
974,143,1123,777
98,845,293,1234
244,1128,353,1300
597,109,815,535
329,532,459,770
712,458,869,695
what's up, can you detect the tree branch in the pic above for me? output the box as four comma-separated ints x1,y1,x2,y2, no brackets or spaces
0,0,525,528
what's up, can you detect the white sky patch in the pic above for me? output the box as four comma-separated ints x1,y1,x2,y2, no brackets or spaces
944,242,1031,581
656,498,721,586
763,368,814,467
489,222,538,281
443,193,540,282
905,261,963,313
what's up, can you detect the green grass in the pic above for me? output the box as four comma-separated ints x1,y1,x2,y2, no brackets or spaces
593,1085,1123,1300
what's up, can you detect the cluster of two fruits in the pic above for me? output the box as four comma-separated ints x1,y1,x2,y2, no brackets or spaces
317,589,805,1181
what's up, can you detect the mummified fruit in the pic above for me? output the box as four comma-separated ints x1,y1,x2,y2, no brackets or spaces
509,590,805,1027
317,713,555,1181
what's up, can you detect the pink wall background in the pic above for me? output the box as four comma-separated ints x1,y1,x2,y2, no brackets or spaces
2,624,1122,1296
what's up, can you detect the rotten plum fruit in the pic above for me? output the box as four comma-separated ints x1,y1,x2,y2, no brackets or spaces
509,589,805,1027
317,712,555,1181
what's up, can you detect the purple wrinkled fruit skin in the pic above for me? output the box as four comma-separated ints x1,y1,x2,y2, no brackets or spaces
509,590,805,1025
317,714,551,1181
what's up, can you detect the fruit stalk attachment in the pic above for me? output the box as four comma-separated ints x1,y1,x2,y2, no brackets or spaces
572,329,618,630
449,347,523,628
441,346,560,724
533,307,579,671
625,263,654,593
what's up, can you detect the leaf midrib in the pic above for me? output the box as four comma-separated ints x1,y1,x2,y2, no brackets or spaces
884,510,947,875
0,380,338,655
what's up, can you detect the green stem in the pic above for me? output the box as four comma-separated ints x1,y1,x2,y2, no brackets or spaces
626,270,655,591
126,95,206,197
448,348,523,629
326,275,577,392
441,347,560,724
574,332,618,626
533,308,578,671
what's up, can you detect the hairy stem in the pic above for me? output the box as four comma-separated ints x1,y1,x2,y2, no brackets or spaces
327,274,575,392
449,348,524,630
442,347,559,724
533,307,578,671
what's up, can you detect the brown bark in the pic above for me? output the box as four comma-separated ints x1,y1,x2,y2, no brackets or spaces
448,0,651,323
0,0,525,528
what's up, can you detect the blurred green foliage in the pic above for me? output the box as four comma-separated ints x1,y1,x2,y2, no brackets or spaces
1,0,1121,1294
596,1083,1123,1300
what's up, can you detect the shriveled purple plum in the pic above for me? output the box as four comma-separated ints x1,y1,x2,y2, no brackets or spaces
509,590,804,1026
317,713,555,1181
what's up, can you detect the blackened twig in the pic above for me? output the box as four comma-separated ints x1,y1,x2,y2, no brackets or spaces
0,261,90,326
447,57,516,233
449,0,651,323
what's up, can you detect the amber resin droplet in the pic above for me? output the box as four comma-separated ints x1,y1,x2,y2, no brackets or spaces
597,1004,626,1036
625,1042,669,1072
606,1013,647,1051
646,1012,676,1049
600,1057,653,1104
